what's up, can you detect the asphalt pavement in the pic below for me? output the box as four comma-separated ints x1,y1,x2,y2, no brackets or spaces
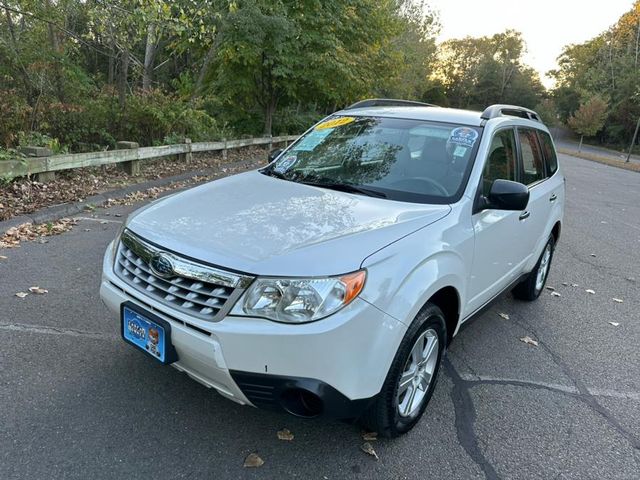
1,154,639,479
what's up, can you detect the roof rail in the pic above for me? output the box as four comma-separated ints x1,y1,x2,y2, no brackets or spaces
345,98,437,110
481,104,542,122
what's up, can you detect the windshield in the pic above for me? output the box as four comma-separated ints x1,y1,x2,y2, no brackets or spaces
262,115,482,204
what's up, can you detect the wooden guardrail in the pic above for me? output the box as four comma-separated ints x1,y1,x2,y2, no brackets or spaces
0,135,299,181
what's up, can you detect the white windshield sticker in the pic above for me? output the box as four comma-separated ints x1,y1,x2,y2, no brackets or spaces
274,154,297,173
449,127,478,148
453,145,467,157
294,129,332,151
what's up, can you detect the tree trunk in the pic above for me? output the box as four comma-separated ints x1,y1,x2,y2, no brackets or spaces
264,101,275,137
45,0,65,102
191,39,218,101
578,135,583,152
108,34,115,85
3,7,35,105
119,46,130,110
142,23,157,91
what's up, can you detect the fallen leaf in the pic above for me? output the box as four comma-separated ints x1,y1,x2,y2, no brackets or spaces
608,322,620,327
590,253,596,257
28,286,48,294
243,453,264,468
277,428,294,441
15,292,28,298
612,298,623,303
360,442,379,460
550,291,561,297
546,286,555,291
0,255,7,260
362,431,378,442
561,282,569,286
519,336,539,347
498,312,510,320
571,284,579,287
585,289,595,294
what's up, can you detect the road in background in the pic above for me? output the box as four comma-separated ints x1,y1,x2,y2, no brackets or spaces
1,154,639,479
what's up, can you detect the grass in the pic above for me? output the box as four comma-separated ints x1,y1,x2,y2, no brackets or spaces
557,148,640,173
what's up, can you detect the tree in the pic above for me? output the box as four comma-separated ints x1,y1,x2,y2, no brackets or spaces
568,96,609,151
435,30,544,110
551,1,640,145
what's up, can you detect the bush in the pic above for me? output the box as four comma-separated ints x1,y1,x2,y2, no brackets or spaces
0,90,31,148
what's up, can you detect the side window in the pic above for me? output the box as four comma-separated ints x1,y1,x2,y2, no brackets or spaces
483,128,517,196
538,130,558,176
518,129,545,185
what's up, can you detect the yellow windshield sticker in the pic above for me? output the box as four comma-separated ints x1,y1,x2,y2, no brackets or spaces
315,116,355,130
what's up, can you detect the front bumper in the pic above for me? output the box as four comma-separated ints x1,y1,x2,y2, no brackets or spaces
100,242,407,418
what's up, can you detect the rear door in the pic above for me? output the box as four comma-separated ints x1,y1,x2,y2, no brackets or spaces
467,127,533,313
515,128,555,260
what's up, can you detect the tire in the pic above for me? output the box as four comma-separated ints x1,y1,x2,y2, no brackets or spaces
512,235,555,301
360,303,446,438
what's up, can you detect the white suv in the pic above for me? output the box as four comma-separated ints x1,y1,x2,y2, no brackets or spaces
100,100,564,437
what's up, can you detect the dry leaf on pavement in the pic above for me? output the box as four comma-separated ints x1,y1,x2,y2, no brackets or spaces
561,282,569,286
585,289,595,294
608,322,620,327
519,336,539,347
571,283,579,287
277,428,294,441
28,286,48,294
546,286,555,291
498,313,510,320
590,253,596,257
0,255,7,260
362,431,378,441
243,453,264,468
550,291,561,297
612,298,623,303
360,442,379,460
15,292,28,298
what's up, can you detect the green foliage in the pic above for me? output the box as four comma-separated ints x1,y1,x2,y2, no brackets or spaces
534,99,560,127
0,0,549,153
0,90,32,148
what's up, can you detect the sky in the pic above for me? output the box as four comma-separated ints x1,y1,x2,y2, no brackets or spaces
429,0,636,88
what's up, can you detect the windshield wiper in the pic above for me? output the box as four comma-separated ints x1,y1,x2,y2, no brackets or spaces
300,180,387,198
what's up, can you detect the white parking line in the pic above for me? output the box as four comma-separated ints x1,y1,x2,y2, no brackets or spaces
461,373,640,402
0,322,116,340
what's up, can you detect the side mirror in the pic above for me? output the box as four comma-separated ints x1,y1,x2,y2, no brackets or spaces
486,179,529,211
268,148,283,163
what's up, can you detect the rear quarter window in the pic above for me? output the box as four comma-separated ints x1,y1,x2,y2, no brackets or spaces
538,130,558,176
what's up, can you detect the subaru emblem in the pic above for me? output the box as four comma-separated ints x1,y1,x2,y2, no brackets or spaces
149,253,175,279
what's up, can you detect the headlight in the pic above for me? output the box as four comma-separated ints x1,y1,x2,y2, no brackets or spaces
231,270,366,323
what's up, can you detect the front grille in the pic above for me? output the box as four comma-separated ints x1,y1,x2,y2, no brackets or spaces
114,230,253,321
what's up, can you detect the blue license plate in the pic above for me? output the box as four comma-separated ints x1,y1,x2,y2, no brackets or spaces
122,305,170,363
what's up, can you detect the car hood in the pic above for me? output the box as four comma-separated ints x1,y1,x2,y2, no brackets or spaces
127,170,451,276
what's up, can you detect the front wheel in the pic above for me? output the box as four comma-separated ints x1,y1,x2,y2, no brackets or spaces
512,235,555,301
360,303,446,438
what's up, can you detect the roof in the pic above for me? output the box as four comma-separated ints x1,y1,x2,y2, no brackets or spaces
336,104,546,128
336,106,486,127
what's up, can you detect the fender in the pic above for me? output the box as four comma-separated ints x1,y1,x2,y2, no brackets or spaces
359,205,473,336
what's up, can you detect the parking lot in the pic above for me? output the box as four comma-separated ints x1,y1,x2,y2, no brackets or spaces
1,153,639,479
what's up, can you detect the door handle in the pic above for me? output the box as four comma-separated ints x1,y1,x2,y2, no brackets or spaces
519,211,530,221
549,194,557,202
